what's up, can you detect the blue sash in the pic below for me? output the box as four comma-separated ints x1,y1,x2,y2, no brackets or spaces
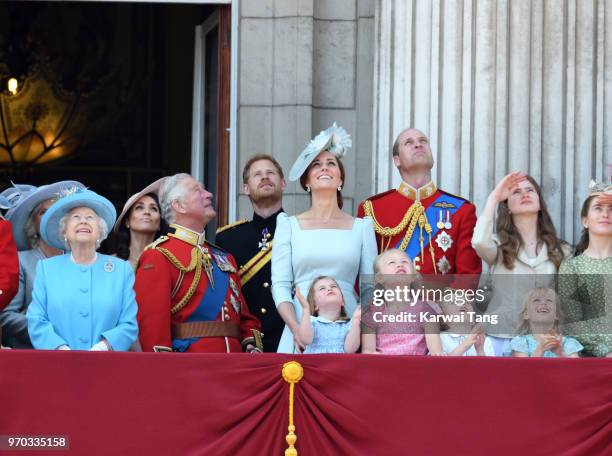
173,249,230,351
397,193,466,260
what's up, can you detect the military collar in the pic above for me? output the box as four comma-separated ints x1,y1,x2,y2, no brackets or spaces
397,181,437,201
169,224,206,246
252,207,284,229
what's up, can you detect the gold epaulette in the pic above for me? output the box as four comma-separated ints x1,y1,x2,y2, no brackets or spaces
364,199,437,272
144,235,169,251
216,219,248,234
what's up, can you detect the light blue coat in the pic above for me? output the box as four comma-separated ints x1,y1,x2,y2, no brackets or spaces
27,254,138,350
271,213,377,353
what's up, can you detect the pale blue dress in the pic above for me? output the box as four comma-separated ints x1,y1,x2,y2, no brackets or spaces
509,334,583,357
271,213,377,353
303,316,352,354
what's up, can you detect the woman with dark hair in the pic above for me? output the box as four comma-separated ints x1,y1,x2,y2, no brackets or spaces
558,181,612,357
471,172,570,356
114,179,168,271
272,123,377,353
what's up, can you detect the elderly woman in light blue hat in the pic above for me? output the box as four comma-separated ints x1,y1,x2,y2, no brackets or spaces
271,123,377,353
0,181,83,348
26,188,138,351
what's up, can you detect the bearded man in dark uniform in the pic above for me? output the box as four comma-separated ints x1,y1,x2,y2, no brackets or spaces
358,128,482,276
216,154,286,351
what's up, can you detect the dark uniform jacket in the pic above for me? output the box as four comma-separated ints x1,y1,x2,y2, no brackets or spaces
215,209,285,352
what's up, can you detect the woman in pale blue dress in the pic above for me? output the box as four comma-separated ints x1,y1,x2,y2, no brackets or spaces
272,123,377,353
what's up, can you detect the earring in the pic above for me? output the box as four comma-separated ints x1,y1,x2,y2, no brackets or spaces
306,186,311,193
337,185,342,192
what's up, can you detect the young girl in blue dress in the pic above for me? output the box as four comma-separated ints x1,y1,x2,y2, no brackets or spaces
297,276,361,354
510,287,583,358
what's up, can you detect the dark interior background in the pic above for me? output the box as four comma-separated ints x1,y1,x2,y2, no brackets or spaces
0,1,217,250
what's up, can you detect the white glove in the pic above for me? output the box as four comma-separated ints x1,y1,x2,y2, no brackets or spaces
57,345,71,350
90,340,110,351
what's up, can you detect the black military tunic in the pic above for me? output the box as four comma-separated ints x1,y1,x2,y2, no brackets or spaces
215,208,285,352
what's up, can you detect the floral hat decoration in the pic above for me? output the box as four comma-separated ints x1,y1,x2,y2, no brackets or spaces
0,181,84,250
288,122,352,181
0,184,37,212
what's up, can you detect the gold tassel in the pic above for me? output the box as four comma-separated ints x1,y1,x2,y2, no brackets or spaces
282,361,304,456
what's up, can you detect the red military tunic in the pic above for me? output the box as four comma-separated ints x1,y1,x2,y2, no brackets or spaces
357,181,482,275
0,220,19,311
135,225,262,353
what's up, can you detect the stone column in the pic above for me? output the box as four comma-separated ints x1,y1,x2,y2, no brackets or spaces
237,0,375,217
373,0,612,243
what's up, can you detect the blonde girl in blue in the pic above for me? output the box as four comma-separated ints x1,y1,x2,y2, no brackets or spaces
296,276,361,354
510,287,583,358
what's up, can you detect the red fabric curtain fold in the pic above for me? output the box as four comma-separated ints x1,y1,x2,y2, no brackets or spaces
0,351,610,455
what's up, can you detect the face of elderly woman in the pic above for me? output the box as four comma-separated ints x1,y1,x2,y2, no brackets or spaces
305,151,342,191
65,207,101,248
127,195,160,234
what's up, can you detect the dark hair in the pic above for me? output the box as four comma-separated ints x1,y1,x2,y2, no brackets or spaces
298,154,346,209
242,154,284,185
495,175,566,270
115,192,168,260
574,195,598,257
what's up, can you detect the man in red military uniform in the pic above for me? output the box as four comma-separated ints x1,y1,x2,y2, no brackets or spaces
358,128,481,275
135,173,262,353
0,218,19,311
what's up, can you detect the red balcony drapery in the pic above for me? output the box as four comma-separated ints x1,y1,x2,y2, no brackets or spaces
0,351,610,455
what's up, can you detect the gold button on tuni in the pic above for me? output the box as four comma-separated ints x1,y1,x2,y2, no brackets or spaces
263,282,270,288
415,266,421,271
261,308,267,314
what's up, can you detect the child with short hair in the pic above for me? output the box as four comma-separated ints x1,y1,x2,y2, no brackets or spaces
361,249,443,355
296,276,361,354
510,287,583,358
